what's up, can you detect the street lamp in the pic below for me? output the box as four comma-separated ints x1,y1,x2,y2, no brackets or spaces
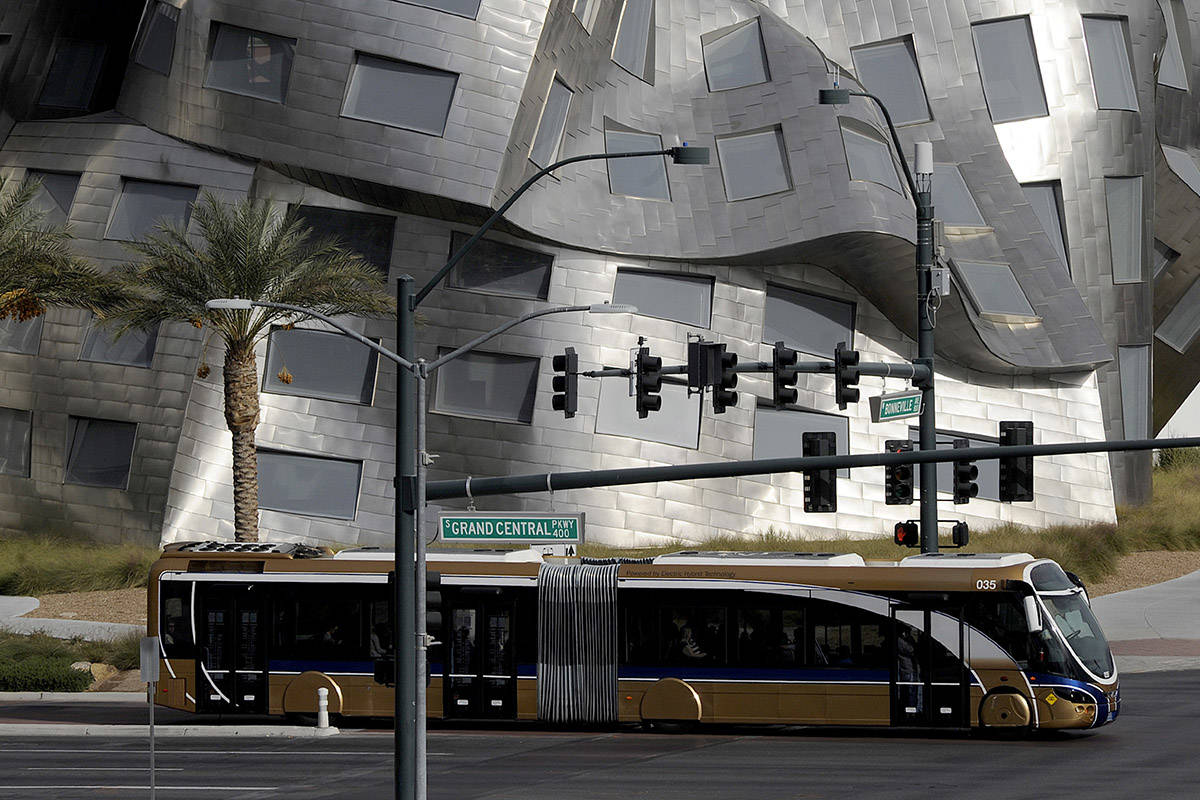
818,87,939,554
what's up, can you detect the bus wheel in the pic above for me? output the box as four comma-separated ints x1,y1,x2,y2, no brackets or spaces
978,688,1033,736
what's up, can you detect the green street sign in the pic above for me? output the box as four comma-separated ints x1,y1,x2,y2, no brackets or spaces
440,513,582,543
870,391,923,423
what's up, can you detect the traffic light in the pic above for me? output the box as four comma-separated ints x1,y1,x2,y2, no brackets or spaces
952,438,979,505
551,347,578,418
885,439,914,505
713,345,738,414
999,421,1034,502
894,521,919,547
834,342,860,410
952,521,970,547
802,431,837,513
425,570,442,647
772,341,799,406
634,346,663,418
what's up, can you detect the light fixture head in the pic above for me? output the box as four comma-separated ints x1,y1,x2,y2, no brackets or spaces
669,145,710,165
588,303,638,314
205,297,253,310
818,88,851,105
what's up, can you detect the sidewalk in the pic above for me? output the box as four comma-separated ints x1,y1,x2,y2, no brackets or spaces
0,595,141,640
1091,567,1200,674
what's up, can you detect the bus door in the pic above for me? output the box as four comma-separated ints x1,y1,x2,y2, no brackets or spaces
890,605,969,727
196,583,268,715
444,590,516,720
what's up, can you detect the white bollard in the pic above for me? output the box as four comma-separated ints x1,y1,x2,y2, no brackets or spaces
316,687,329,729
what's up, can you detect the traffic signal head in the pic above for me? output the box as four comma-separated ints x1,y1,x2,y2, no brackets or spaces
999,421,1034,502
713,346,739,414
425,570,443,643
885,440,914,505
952,438,978,505
635,346,663,418
952,521,970,547
894,521,919,547
772,341,799,407
802,431,837,513
834,342,860,410
551,347,578,418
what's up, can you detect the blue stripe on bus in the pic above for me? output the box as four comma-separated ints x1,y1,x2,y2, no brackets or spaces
618,666,890,682
269,659,374,673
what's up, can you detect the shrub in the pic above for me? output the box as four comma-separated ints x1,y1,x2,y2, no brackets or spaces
81,631,142,671
0,656,93,692
0,534,158,596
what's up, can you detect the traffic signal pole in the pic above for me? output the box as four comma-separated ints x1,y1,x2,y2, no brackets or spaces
914,151,938,554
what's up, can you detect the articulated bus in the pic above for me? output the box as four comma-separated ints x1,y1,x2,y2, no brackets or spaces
148,542,1118,732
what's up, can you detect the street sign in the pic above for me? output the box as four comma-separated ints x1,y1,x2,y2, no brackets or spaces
870,390,923,422
440,512,582,543
140,636,160,683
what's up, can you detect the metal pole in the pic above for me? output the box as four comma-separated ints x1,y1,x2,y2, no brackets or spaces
916,178,937,553
149,682,155,800
395,275,416,800
415,363,428,800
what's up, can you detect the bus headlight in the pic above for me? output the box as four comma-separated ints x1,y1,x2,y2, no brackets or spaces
1053,688,1093,704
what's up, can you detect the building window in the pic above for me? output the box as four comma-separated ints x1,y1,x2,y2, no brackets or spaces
80,318,159,368
206,23,295,103
908,428,1001,502
840,119,903,193
1158,0,1189,91
105,179,197,242
754,405,849,476
595,379,700,449
258,449,362,519
393,0,482,18
263,327,379,404
292,206,395,274
850,37,930,125
605,128,670,200
716,127,791,201
932,164,986,227
1105,176,1143,284
702,18,769,92
1153,239,1180,281
1156,278,1200,353
971,17,1049,123
133,2,179,76
1082,17,1138,111
953,260,1036,319
65,417,136,489
446,231,553,300
1160,145,1200,196
27,171,80,227
0,407,31,478
433,350,539,424
529,78,573,167
0,316,44,356
572,0,598,30
342,53,458,136
1021,181,1069,274
612,269,713,328
1117,346,1149,439
38,39,106,111
763,284,854,359
612,0,655,82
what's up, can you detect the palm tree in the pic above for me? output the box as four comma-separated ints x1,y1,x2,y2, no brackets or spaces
108,191,395,542
0,175,121,321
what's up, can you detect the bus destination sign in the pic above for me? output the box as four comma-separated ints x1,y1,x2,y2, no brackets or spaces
869,390,923,423
440,513,582,544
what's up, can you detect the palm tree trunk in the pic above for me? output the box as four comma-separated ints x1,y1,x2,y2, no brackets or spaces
224,345,261,543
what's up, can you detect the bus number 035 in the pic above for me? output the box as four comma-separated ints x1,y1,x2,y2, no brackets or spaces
975,579,998,590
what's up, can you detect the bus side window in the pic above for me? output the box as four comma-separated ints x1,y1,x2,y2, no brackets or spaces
661,606,727,666
160,582,194,657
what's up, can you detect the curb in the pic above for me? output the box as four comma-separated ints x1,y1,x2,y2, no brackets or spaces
0,692,146,702
0,723,340,738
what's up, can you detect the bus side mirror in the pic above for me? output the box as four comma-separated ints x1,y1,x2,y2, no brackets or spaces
1023,595,1043,634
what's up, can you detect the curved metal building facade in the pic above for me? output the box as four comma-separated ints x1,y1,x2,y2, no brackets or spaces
0,0,1189,546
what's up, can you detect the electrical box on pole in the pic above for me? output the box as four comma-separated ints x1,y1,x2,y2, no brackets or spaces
885,440,914,505
772,341,799,406
952,438,979,504
551,347,578,418
713,345,738,414
802,431,837,513
999,421,1034,502
834,342,860,410
634,346,663,418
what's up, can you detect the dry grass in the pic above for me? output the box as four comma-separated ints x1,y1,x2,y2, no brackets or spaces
0,533,159,596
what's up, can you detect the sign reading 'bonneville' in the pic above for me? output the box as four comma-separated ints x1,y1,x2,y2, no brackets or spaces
440,513,582,543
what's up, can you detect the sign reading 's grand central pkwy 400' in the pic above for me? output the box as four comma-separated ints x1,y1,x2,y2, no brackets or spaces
439,513,582,543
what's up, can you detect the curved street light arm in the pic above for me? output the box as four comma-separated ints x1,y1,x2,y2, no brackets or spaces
426,304,592,372
847,90,920,202
248,299,415,371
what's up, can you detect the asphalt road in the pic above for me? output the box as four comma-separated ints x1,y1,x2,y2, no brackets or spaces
0,670,1196,799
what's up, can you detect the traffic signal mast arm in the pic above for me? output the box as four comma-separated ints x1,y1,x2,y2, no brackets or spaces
582,359,932,382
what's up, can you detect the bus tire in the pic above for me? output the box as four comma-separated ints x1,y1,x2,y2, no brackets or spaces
978,688,1033,735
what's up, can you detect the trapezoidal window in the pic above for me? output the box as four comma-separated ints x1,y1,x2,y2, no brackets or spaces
446,231,553,300
0,407,31,478
1082,16,1138,111
133,2,179,76
932,164,986,227
1158,0,1190,91
38,39,106,112
595,379,700,449
604,128,670,200
907,428,1001,502
612,0,654,83
1161,145,1200,196
205,22,295,103
1153,239,1180,281
257,449,363,519
1021,181,1070,274
1105,176,1143,283
716,127,791,201
263,326,379,405
702,18,769,92
953,260,1037,320
292,206,395,274
840,119,903,194
850,37,930,125
27,171,80,227
1156,277,1200,352
433,349,539,424
65,416,137,489
342,53,458,136
80,317,159,368
529,78,573,167
1117,346,1149,439
612,268,713,328
763,285,855,359
0,316,42,355
105,179,197,242
754,406,849,476
971,17,1049,123
393,0,482,18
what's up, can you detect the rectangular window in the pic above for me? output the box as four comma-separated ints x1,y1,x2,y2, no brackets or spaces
850,37,930,125
446,231,553,299
1156,278,1200,352
840,119,903,193
272,583,386,664
1158,0,1189,90
932,164,986,227
27,171,80,227
953,260,1036,318
292,206,395,274
595,379,700,449
205,23,295,103
133,2,179,76
0,407,32,478
604,128,670,200
763,284,854,359
612,0,654,82
971,17,1049,123
1082,17,1138,111
702,18,769,92
433,349,539,424
0,316,44,355
1153,239,1180,281
105,179,197,242
80,319,159,368
393,0,482,18
65,417,137,489
342,53,458,136
263,326,379,404
908,428,1001,502
39,39,106,111
612,268,713,328
1105,176,1143,283
716,127,791,201
258,449,362,519
1021,181,1070,274
529,78,573,167
1118,346,1149,439
753,405,849,476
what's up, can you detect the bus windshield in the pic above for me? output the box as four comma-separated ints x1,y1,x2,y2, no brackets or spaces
1041,592,1114,678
